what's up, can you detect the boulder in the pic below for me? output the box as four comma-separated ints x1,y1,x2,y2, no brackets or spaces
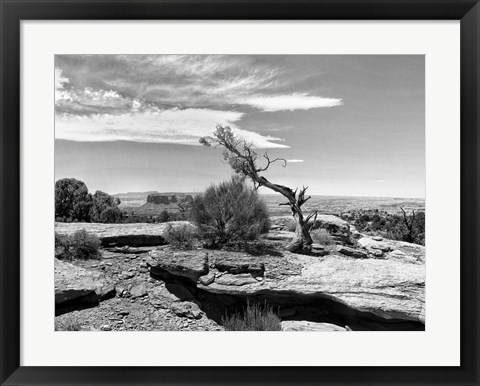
357,236,425,263
130,284,148,298
311,214,353,245
281,321,347,331
357,237,392,252
149,250,208,281
337,245,368,259
149,285,181,309
199,272,215,286
270,215,352,244
171,301,203,319
54,258,115,313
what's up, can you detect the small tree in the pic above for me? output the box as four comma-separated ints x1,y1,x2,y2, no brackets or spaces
55,178,92,222
400,207,425,244
90,190,122,223
200,125,317,254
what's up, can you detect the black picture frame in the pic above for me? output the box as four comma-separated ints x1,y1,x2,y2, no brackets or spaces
1,1,479,385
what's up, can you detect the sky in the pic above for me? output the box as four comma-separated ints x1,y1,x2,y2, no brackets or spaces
55,55,425,198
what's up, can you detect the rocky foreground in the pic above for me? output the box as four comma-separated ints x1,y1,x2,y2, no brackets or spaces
55,215,425,331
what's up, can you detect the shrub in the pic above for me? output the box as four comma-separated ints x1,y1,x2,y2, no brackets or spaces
348,209,425,245
191,176,271,248
164,224,196,250
55,232,73,260
55,229,101,260
222,301,281,331
311,228,335,245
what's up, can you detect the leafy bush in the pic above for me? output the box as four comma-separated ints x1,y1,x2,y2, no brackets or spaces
164,224,197,250
55,229,101,260
191,176,271,248
311,228,335,245
55,232,73,260
222,301,281,331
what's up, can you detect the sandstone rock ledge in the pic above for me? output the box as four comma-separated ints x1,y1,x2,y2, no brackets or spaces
151,248,425,324
55,258,116,314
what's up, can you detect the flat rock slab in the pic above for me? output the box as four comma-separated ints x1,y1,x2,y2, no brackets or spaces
55,221,192,247
213,252,265,275
55,258,116,312
150,250,208,281
337,245,368,259
196,249,425,323
281,320,347,331
357,236,425,263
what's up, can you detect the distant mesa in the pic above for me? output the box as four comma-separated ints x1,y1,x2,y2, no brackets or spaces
146,193,193,205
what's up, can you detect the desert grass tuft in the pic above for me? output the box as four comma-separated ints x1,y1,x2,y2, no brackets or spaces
222,301,281,331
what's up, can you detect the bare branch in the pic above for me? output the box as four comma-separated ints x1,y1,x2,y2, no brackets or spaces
297,186,311,207
306,210,318,230
257,153,287,172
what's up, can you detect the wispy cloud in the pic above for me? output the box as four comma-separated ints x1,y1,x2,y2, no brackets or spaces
55,55,343,147
287,159,304,163
243,93,342,112
55,107,288,148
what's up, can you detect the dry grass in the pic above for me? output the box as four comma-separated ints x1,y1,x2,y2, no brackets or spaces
222,301,281,331
311,228,335,245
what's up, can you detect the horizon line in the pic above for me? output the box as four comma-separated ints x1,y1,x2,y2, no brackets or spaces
111,190,425,201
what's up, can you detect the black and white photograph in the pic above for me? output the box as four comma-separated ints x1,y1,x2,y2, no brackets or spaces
54,54,425,332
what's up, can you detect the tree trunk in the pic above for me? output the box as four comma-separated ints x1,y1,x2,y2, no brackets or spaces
286,211,313,253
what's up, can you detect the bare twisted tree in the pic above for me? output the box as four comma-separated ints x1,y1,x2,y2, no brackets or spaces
200,125,317,254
